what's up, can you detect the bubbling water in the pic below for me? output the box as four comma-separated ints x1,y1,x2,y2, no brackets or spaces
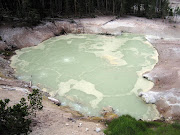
11,34,159,120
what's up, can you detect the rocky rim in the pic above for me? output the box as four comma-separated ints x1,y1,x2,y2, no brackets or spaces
0,15,180,134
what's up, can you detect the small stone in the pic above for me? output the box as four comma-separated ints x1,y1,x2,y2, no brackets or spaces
48,97,61,106
101,106,118,121
79,123,82,126
65,123,69,126
24,84,29,88
95,127,101,133
68,117,76,122
85,128,89,131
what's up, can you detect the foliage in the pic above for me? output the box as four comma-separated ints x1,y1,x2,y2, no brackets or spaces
174,7,180,15
0,89,43,135
0,49,14,57
0,0,173,24
28,89,43,113
104,115,180,135
155,122,180,135
0,98,31,135
26,9,41,26
104,115,152,135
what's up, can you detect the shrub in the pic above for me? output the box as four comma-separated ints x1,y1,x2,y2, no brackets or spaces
0,89,43,135
104,115,152,135
28,89,43,114
0,49,14,57
0,98,31,135
104,115,180,135
155,122,180,135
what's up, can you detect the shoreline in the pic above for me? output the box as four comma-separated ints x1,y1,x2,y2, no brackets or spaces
10,33,160,121
0,15,180,134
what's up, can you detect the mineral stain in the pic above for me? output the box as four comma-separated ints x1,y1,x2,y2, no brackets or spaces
11,34,159,120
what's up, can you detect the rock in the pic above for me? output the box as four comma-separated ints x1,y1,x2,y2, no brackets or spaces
95,127,101,133
138,91,159,104
48,97,61,106
101,106,119,121
65,123,69,126
143,73,153,81
24,84,29,88
112,31,122,36
68,117,76,122
143,73,156,82
102,106,114,113
85,128,89,131
78,123,82,127
143,73,160,85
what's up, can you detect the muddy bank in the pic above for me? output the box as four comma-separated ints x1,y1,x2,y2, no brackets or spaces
140,38,180,120
0,16,180,125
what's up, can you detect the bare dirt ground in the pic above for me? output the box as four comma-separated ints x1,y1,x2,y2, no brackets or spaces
0,87,105,135
31,99,105,135
0,13,180,134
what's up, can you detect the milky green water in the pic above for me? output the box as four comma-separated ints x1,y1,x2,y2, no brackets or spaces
11,34,159,120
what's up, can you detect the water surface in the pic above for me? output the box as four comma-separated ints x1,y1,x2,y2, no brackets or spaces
11,34,159,120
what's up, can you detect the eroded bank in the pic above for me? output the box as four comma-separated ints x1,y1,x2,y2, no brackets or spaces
0,16,180,120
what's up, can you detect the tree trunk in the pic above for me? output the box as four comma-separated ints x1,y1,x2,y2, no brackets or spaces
106,0,108,13
74,0,77,15
113,0,115,15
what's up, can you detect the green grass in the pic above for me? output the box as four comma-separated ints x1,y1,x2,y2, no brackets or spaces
104,115,180,135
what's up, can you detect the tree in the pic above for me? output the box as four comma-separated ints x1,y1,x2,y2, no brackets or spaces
0,0,173,24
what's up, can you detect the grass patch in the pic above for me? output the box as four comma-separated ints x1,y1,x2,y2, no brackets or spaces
104,115,180,135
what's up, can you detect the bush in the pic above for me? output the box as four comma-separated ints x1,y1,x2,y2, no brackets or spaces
0,98,31,135
28,89,43,114
104,115,180,135
0,49,14,57
0,89,43,135
175,7,180,15
155,122,180,135
104,115,152,135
